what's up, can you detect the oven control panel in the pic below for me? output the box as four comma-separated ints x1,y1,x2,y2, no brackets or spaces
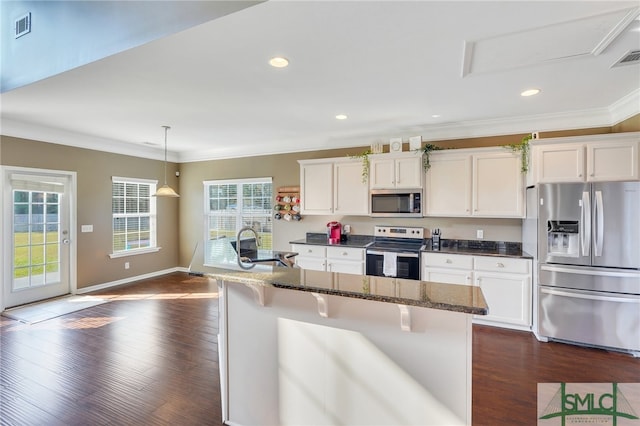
374,226,424,239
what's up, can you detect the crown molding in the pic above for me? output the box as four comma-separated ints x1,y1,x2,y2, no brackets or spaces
0,118,179,162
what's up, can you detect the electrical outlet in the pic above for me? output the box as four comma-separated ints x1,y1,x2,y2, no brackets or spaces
125,262,130,270
476,230,484,239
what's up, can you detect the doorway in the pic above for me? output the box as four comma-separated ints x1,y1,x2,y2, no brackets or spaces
2,167,76,309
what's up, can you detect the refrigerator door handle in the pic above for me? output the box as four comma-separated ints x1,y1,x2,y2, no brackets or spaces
540,264,640,278
594,190,604,257
541,287,640,304
581,191,591,257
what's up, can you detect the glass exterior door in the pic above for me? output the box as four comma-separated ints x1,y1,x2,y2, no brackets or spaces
3,169,73,308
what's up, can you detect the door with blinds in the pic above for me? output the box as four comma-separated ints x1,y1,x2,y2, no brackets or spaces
2,167,76,309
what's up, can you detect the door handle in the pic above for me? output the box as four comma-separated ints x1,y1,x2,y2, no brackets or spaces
594,190,604,257
62,238,70,245
581,191,591,257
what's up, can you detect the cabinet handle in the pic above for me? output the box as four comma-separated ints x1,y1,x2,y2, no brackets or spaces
342,252,348,256
446,259,453,264
497,262,505,268
579,174,582,177
307,249,312,253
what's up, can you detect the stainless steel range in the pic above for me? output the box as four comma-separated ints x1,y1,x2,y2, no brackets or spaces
365,226,425,279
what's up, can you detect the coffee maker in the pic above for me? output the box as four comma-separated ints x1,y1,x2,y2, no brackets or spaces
327,221,342,244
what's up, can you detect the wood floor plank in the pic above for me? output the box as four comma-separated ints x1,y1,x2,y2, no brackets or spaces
2,272,638,425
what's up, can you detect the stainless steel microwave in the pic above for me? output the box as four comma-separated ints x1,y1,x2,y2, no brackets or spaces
370,189,423,217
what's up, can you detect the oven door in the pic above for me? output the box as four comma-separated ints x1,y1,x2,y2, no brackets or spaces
366,250,420,280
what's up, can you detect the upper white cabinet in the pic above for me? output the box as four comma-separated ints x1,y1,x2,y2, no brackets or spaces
369,152,423,189
533,133,639,183
299,161,333,214
299,158,369,215
425,148,524,218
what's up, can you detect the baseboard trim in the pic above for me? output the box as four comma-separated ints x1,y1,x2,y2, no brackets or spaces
75,267,183,294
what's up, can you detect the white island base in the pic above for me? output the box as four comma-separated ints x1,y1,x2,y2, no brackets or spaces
217,280,475,426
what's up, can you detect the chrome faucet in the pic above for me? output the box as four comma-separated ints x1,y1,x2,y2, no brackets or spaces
236,226,261,269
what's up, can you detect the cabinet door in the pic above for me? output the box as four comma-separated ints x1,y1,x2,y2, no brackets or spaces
369,157,396,189
425,154,471,216
422,268,472,286
587,141,639,182
334,161,369,215
327,260,364,275
474,272,531,327
473,152,524,217
395,156,422,188
300,162,333,214
295,256,326,272
535,144,585,183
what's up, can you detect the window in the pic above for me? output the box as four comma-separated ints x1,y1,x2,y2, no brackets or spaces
111,177,158,257
204,178,272,266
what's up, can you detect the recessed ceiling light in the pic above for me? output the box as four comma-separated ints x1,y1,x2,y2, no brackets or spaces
431,114,441,118
521,88,541,97
335,114,348,120
269,57,289,68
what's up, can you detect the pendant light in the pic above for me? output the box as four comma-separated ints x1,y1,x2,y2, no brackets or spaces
154,125,180,197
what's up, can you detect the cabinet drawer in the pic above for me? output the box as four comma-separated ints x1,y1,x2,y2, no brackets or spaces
291,244,326,258
473,256,530,274
326,246,364,261
422,253,473,270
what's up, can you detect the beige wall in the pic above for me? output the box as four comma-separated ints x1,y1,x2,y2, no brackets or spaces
0,136,179,289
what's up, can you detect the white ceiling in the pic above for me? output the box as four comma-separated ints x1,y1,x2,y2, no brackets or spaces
1,1,639,163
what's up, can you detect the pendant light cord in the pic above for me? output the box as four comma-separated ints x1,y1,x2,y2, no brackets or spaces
162,125,171,186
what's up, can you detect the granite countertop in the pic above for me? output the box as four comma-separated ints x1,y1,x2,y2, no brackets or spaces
208,267,488,315
423,239,533,259
290,233,532,259
290,233,374,248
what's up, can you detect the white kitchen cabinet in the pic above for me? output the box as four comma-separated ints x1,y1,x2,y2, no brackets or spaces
421,252,532,330
474,271,531,329
299,158,368,215
587,140,639,181
534,143,585,183
291,244,365,275
326,246,365,275
333,160,369,215
299,162,333,214
425,148,524,218
473,152,524,217
369,153,423,189
422,252,473,286
424,154,471,216
533,133,640,183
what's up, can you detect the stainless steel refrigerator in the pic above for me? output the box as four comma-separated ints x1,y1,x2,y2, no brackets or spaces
537,181,640,355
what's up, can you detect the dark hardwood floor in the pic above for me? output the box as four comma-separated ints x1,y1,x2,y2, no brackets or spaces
1,272,638,425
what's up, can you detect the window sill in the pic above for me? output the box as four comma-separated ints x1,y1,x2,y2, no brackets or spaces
109,247,161,259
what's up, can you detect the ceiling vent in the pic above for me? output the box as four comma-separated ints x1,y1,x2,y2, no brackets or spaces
15,12,31,39
612,49,640,68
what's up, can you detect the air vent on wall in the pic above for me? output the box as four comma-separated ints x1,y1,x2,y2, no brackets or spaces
612,49,640,68
15,12,31,39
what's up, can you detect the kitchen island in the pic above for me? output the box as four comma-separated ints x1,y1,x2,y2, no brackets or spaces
210,268,488,426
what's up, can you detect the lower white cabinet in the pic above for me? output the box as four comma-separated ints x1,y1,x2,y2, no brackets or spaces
422,252,532,330
291,244,365,275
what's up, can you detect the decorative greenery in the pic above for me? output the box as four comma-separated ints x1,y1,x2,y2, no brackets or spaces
414,143,443,171
350,149,372,183
504,134,532,173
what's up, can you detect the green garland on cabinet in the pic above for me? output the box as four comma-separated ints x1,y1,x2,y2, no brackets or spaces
504,134,532,173
350,149,372,183
415,143,443,172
